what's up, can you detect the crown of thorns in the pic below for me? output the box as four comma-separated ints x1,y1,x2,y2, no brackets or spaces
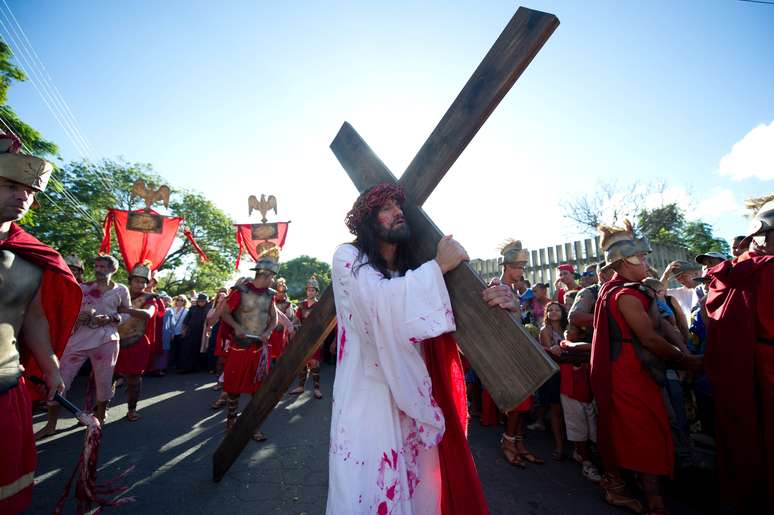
344,183,406,235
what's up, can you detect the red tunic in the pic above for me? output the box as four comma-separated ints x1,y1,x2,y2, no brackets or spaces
115,296,156,376
214,321,231,358
0,224,81,513
705,252,774,512
297,299,321,362
268,298,292,359
591,275,673,477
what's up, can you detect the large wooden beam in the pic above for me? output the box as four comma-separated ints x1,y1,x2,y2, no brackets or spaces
399,7,559,205
330,123,558,410
213,289,336,482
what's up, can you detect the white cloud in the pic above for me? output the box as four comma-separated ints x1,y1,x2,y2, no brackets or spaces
692,188,744,220
718,119,774,181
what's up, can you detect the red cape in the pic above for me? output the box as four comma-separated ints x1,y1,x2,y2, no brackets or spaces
704,253,774,511
425,333,488,515
0,224,81,395
590,274,629,475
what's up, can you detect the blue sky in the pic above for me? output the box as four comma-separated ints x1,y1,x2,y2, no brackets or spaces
4,0,773,266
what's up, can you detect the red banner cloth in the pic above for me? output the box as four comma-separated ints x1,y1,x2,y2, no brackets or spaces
100,209,182,271
234,222,289,269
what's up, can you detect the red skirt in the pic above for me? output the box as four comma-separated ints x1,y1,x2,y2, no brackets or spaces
480,389,532,426
115,336,152,376
268,329,286,359
214,324,230,358
611,344,673,476
223,346,266,395
0,379,35,514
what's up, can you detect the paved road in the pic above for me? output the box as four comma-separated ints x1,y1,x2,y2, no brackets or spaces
29,365,723,514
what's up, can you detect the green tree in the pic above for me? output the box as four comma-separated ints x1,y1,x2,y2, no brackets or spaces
636,202,729,256
156,192,238,296
26,159,236,293
636,204,685,247
278,255,331,301
0,39,58,156
682,221,730,257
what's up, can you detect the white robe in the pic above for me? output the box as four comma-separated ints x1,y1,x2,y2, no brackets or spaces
326,244,457,515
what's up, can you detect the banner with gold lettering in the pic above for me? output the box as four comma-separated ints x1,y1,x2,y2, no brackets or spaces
100,208,207,271
234,222,289,269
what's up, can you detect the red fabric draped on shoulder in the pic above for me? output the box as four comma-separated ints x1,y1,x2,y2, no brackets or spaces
424,333,488,515
704,253,774,512
0,224,81,398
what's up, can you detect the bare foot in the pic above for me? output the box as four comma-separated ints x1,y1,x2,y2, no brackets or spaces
314,388,322,399
34,425,56,441
252,431,266,442
288,386,304,395
125,410,141,422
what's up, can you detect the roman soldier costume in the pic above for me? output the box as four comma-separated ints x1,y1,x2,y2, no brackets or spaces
704,199,774,513
0,137,81,513
116,263,156,375
115,262,157,421
289,274,323,399
591,221,672,513
222,246,279,439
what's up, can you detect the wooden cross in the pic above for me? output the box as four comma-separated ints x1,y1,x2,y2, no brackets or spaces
213,6,560,482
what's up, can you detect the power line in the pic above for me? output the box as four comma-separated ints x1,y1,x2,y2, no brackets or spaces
0,115,103,229
0,4,115,191
0,0,97,158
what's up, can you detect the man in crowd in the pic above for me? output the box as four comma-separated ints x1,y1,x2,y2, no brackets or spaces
116,262,158,422
35,255,131,439
567,260,614,341
659,260,702,321
579,263,597,289
556,263,579,304
704,198,774,513
591,220,701,514
731,235,748,257
178,293,210,373
0,135,81,513
220,245,278,441
289,275,323,398
65,255,85,284
495,240,543,467
695,251,729,272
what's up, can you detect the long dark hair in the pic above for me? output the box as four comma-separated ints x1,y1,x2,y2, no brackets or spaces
543,300,568,331
352,208,415,279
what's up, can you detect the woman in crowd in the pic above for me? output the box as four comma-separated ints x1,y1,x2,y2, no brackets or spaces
536,301,567,461
167,295,189,370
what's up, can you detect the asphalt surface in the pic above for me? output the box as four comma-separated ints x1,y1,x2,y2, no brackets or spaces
28,364,726,514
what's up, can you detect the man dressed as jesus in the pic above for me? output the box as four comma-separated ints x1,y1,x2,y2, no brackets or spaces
327,183,510,514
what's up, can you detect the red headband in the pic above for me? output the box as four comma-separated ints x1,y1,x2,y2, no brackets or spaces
344,183,406,235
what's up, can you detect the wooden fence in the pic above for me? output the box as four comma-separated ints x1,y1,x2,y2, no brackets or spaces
470,236,691,289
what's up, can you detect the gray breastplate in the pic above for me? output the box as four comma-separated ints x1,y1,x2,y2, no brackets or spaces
0,250,43,392
232,287,272,348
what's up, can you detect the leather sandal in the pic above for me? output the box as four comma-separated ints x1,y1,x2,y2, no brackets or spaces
601,475,645,514
501,434,525,468
515,435,544,464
